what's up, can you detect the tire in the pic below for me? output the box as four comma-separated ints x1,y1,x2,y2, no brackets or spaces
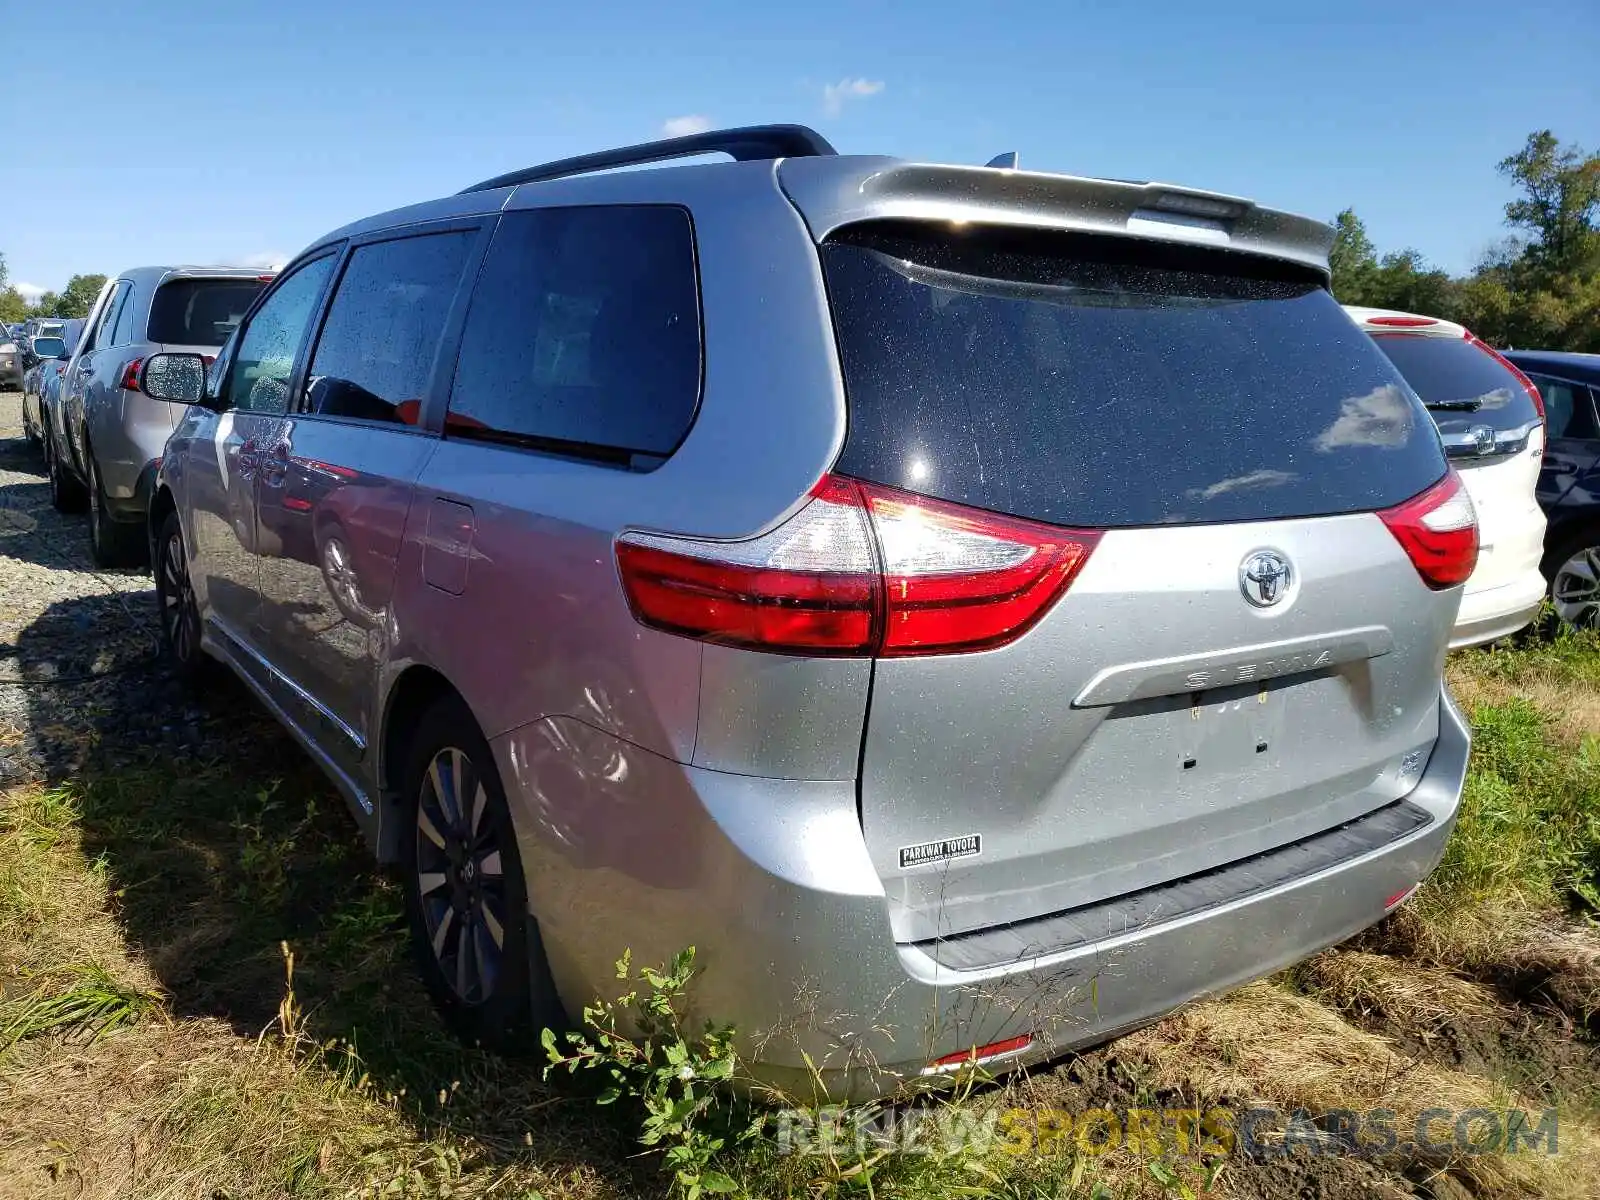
400,694,561,1051
45,427,87,514
154,509,210,681
1547,534,1600,630
317,522,373,626
87,454,147,568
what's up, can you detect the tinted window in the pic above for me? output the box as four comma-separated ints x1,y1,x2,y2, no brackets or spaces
225,256,336,415
1370,334,1540,436
824,223,1446,529
90,283,128,352
148,278,269,348
301,232,473,424
447,206,700,460
110,283,141,346
1528,375,1599,441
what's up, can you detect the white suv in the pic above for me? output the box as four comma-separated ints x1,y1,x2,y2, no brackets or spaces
1347,306,1547,648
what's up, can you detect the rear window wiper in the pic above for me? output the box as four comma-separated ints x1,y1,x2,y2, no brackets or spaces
1423,398,1483,412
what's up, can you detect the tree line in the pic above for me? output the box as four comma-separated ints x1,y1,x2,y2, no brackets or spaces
1330,130,1598,351
3,130,1595,350
0,263,108,324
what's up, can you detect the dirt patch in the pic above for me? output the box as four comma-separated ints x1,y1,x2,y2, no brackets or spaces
1294,948,1600,1108
1357,908,1600,1035
1217,1153,1420,1200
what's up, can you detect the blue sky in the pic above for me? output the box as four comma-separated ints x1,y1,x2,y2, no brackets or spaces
4,0,1596,295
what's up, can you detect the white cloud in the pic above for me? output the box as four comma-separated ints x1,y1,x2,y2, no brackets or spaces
661,115,712,138
822,77,885,117
1314,383,1416,452
13,282,45,301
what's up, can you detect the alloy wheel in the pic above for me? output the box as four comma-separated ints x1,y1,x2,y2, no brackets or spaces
159,528,199,662
322,537,361,613
415,746,507,1006
1552,546,1600,628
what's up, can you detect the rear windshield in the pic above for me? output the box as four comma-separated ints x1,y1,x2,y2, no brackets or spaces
822,223,1446,529
147,278,269,348
1369,334,1540,436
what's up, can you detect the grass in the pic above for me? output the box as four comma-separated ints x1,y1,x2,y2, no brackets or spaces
0,628,1596,1198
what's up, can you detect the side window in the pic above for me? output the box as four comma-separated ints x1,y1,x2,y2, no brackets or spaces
1530,375,1599,440
110,281,141,346
88,283,128,352
224,256,336,415
447,206,701,459
301,230,474,425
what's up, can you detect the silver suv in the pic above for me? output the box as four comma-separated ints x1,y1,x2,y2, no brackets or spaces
49,266,272,565
142,125,1475,1098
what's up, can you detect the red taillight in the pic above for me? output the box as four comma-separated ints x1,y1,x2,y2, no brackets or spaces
615,476,878,655
861,484,1101,656
1366,315,1439,328
1384,884,1420,909
1379,470,1478,590
615,475,1101,657
119,358,144,391
925,1034,1034,1074
1465,331,1545,425
202,355,216,367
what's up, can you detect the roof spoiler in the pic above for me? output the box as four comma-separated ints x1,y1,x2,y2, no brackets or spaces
778,158,1335,276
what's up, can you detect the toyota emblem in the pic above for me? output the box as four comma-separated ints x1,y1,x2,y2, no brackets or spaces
1240,550,1293,608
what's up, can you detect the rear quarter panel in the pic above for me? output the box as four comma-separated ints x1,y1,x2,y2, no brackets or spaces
390,161,858,767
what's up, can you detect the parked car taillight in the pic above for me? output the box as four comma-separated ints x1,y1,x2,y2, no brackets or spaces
119,358,145,391
616,475,1102,657
1466,332,1546,425
1378,470,1479,590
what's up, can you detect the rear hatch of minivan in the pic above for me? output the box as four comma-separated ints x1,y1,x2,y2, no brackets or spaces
817,222,1468,943
1354,321,1545,604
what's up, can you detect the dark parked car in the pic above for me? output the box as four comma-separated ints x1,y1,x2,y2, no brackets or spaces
22,318,87,449
1504,351,1600,627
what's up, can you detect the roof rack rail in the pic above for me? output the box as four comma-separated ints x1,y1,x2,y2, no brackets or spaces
459,123,838,194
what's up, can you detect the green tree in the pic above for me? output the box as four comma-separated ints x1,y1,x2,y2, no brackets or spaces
27,291,60,318
1328,133,1599,351
1328,208,1379,303
55,274,107,320
1369,249,1459,317
0,288,25,324
1498,131,1600,275
1327,209,1456,316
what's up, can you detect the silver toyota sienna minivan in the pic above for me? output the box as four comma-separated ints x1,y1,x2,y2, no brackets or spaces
140,124,1475,1099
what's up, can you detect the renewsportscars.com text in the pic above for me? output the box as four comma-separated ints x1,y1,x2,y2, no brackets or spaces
776,1105,1561,1160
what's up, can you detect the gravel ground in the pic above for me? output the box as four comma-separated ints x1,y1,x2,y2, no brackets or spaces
0,392,252,781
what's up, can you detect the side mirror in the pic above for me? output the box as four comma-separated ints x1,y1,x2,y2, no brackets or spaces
142,353,207,405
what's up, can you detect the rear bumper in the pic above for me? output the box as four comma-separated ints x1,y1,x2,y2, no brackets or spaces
496,688,1470,1103
1450,570,1546,649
